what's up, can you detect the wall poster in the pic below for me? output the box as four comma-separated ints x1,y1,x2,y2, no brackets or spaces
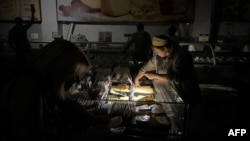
0,0,41,22
56,0,195,23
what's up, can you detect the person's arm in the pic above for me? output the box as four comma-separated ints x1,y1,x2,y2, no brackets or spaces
134,71,145,87
140,55,156,72
144,73,167,81
56,98,111,139
58,98,110,128
134,55,156,87
24,4,35,29
123,34,135,52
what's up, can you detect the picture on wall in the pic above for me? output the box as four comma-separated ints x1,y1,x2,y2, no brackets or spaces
56,0,195,23
0,0,41,22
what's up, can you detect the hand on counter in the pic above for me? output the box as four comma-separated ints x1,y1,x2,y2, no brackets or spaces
134,79,141,87
134,71,145,87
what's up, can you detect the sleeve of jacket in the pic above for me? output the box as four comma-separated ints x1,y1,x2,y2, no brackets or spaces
140,55,157,73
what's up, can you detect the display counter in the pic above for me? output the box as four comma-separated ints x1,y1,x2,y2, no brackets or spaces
71,64,187,140
107,101,171,141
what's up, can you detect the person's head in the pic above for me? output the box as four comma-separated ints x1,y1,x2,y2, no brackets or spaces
14,17,23,25
151,35,174,58
137,23,144,31
30,39,91,100
168,26,177,36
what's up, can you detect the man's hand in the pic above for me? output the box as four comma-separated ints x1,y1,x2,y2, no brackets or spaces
134,79,141,87
134,71,145,87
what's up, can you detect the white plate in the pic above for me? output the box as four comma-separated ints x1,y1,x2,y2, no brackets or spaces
151,106,164,114
135,115,150,122
136,104,150,110
110,127,126,134
108,116,123,128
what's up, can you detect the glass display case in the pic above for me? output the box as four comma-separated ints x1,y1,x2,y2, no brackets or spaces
69,60,187,140
180,42,250,68
213,43,250,67
179,42,216,68
179,42,250,84
65,41,248,139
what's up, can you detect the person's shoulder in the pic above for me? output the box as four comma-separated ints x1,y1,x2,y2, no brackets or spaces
131,32,138,37
173,45,185,54
177,45,193,58
142,31,150,35
144,31,151,38
9,26,16,31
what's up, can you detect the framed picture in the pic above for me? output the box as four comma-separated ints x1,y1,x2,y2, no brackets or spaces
56,0,195,24
0,0,41,23
221,0,250,22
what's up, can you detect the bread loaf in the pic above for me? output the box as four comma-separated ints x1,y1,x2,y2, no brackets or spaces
135,86,153,94
112,85,153,94
111,84,129,92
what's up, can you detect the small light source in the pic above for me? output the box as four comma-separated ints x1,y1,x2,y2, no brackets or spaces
199,34,209,42
242,45,250,52
52,32,62,39
31,33,38,40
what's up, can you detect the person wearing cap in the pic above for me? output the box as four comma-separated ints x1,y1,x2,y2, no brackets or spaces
133,34,201,134
134,34,200,106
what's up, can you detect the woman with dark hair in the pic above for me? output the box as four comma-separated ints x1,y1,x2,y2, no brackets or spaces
0,39,116,140
133,35,201,135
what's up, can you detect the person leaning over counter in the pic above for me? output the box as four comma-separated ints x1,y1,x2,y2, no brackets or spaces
134,35,201,109
0,39,121,140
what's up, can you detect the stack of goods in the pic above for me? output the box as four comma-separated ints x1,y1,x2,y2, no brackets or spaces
109,84,154,102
